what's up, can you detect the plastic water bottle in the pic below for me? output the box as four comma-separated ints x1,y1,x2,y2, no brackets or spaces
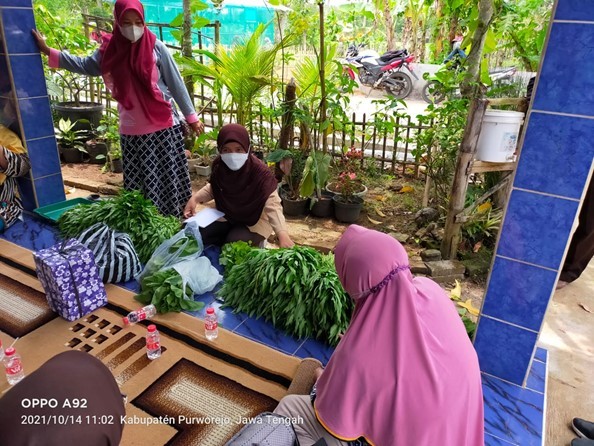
4,347,25,385
123,304,157,326
204,307,219,341
146,325,162,360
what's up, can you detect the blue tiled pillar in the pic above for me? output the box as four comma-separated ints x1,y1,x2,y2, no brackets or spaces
0,0,65,209
474,0,594,386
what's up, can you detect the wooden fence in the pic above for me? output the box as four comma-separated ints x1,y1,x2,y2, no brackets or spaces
51,15,432,177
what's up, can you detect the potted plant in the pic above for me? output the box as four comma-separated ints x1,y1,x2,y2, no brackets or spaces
91,108,120,166
299,150,333,218
268,149,309,216
36,6,105,132
55,118,89,163
332,172,365,223
326,146,368,198
108,145,123,173
189,129,218,175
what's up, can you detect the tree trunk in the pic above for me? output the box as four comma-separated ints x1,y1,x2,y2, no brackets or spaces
182,0,194,98
318,1,327,153
460,0,495,98
432,0,444,60
402,17,412,49
441,99,488,259
383,0,396,51
279,79,297,150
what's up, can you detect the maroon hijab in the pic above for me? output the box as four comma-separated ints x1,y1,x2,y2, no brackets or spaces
0,351,125,446
99,0,172,125
210,124,278,226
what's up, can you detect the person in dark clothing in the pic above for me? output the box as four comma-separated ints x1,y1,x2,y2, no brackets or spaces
0,350,125,446
557,177,594,289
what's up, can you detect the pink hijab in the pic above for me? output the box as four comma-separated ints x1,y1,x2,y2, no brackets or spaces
314,225,484,446
99,0,172,126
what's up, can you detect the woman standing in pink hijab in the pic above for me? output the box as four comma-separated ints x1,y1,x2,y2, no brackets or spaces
276,225,485,446
33,0,204,218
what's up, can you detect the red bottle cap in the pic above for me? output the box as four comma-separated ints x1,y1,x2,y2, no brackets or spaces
5,347,15,356
206,307,215,315
147,325,157,333
123,317,130,325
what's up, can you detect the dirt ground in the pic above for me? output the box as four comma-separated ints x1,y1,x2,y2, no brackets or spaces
61,162,487,307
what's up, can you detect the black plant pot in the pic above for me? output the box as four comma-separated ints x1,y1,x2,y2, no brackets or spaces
53,101,104,133
282,195,309,216
110,158,123,173
61,146,84,164
85,141,108,164
333,195,364,223
310,192,334,218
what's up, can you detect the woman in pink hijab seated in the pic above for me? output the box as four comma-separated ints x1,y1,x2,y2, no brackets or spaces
275,225,485,446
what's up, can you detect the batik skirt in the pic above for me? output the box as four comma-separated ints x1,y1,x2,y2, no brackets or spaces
120,125,191,219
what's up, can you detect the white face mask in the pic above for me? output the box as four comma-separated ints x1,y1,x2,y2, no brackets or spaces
121,25,145,43
221,152,249,171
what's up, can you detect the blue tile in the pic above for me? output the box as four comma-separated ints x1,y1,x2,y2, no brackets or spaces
16,175,35,210
534,347,547,363
0,9,38,54
498,189,579,270
9,54,47,98
0,0,33,6
1,214,61,251
33,173,65,207
0,56,11,96
294,338,335,365
533,23,594,116
482,257,557,331
26,136,61,178
515,113,594,199
485,433,518,446
482,373,544,445
118,278,140,294
0,20,5,55
526,358,546,394
474,316,538,385
17,96,54,140
233,316,305,356
554,0,594,21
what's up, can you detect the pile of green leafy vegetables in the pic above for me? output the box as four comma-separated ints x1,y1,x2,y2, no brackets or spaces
135,234,204,313
218,244,352,346
58,190,181,263
135,269,204,313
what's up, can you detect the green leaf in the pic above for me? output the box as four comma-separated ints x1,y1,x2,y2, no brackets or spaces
170,13,184,27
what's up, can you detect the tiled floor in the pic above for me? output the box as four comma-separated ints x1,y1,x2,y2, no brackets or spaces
1,213,546,445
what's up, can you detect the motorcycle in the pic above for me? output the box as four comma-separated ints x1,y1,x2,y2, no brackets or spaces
342,44,419,100
422,62,517,104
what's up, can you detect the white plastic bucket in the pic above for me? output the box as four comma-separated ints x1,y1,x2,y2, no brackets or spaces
476,110,525,162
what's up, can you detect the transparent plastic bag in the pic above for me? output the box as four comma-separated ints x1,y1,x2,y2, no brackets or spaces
137,221,203,283
173,257,222,296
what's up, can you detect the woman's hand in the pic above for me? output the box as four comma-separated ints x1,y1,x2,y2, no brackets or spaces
31,30,51,56
183,196,198,219
277,231,295,249
189,120,205,136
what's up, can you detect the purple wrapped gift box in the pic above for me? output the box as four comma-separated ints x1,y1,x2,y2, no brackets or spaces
33,239,108,321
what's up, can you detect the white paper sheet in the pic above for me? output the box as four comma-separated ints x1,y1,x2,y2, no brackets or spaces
184,208,225,228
